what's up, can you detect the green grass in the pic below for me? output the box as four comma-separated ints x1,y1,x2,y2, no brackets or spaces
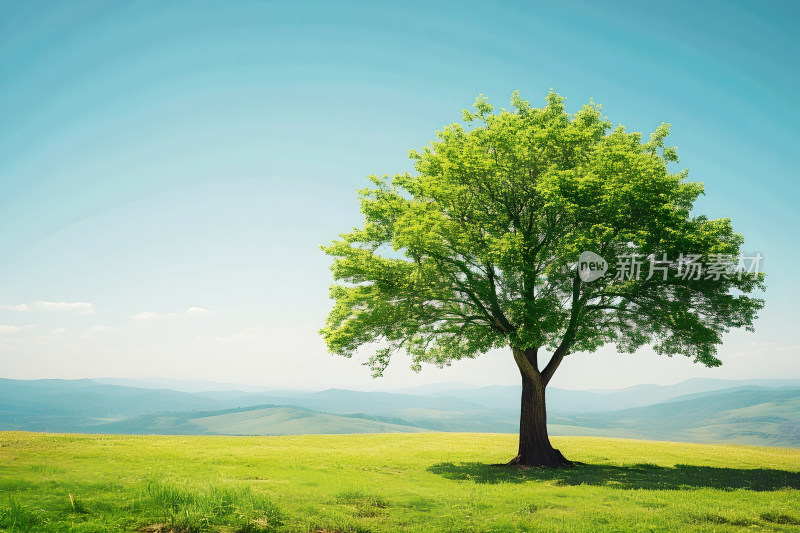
1,432,799,532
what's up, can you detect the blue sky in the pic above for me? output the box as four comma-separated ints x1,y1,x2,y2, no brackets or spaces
0,0,797,390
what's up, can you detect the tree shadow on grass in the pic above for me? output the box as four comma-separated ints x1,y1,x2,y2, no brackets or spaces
426,462,800,491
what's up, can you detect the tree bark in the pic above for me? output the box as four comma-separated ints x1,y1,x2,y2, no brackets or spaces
508,349,572,468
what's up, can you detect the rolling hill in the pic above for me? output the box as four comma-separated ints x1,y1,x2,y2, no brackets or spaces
1,377,799,446
93,404,427,435
551,386,800,447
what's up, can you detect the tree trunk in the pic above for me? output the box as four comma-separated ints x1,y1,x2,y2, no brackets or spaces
507,370,573,468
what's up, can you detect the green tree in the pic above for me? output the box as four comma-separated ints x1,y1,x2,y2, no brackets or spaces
320,91,765,467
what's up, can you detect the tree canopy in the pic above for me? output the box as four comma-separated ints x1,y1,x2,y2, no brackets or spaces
321,91,765,384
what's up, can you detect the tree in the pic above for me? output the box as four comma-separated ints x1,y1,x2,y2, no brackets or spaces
320,91,765,467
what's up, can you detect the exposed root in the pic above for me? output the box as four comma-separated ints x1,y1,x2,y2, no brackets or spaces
506,448,574,468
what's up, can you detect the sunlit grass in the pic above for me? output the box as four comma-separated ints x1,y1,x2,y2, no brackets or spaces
1,432,799,531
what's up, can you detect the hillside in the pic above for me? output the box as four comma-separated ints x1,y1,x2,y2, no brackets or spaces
0,378,516,433
431,377,800,412
551,387,800,447
2,378,800,446
94,404,427,435
1,432,799,532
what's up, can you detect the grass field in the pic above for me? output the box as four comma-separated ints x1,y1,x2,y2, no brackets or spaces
1,432,799,532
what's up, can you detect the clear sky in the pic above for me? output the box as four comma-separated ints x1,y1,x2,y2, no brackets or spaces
0,0,797,391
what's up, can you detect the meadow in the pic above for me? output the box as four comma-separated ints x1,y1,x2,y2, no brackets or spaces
1,432,799,532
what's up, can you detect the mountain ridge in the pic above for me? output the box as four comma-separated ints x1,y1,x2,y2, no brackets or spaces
1,377,799,446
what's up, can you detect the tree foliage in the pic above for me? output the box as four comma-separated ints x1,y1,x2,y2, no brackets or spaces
321,91,764,379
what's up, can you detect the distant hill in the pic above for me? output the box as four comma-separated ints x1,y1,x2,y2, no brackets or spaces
0,378,516,433
91,377,279,393
435,377,800,413
1,377,799,446
550,387,800,447
93,405,427,435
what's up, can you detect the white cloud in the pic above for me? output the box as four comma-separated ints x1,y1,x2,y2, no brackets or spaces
132,307,210,320
0,325,34,334
79,325,122,339
32,301,95,314
131,312,163,320
49,328,69,335
0,304,30,311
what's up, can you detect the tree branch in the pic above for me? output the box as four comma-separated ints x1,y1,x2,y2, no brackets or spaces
512,346,540,383
542,274,582,386
485,263,514,332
